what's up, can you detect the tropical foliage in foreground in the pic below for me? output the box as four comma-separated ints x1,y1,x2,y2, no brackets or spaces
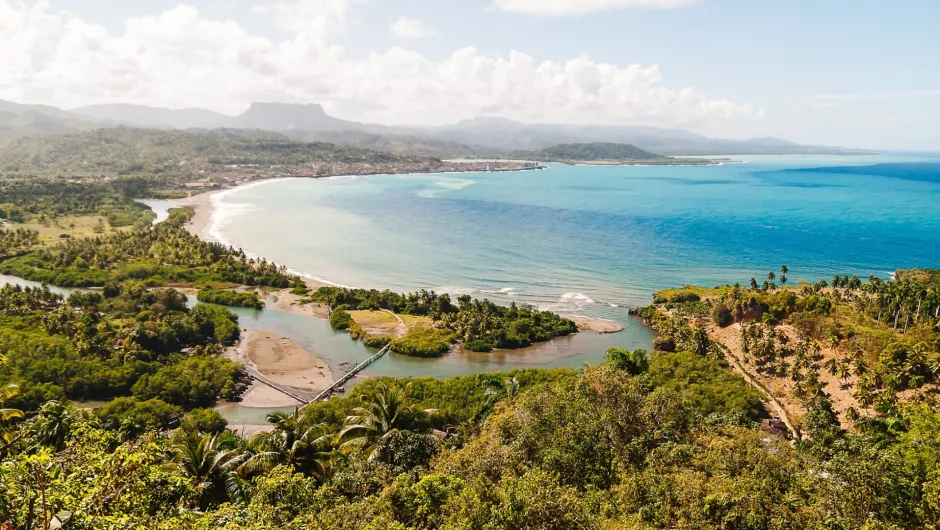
4,346,940,529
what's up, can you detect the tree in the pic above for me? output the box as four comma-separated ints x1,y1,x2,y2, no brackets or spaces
242,410,335,479
750,277,759,290
338,382,438,458
170,429,246,510
30,400,73,452
605,348,649,376
0,383,23,423
781,265,789,275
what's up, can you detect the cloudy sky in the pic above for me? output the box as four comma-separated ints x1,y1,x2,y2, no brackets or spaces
2,0,938,150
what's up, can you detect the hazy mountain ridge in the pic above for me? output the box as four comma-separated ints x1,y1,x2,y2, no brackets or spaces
0,98,873,156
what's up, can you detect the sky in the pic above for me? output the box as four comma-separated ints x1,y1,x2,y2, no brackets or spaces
1,0,938,150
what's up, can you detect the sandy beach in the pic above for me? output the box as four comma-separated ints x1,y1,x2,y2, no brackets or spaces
174,190,217,238
269,288,331,319
177,186,625,342
231,330,334,407
567,316,625,334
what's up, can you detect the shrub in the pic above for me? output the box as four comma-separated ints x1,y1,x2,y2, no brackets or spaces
330,307,353,330
181,407,229,434
363,335,392,349
390,328,455,358
653,335,677,352
711,305,734,327
465,338,495,353
605,348,649,375
95,397,183,432
197,287,263,309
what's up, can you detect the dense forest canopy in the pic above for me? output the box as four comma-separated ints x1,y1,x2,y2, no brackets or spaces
0,178,156,226
313,287,578,354
0,207,302,288
0,282,245,412
0,128,433,178
527,142,666,161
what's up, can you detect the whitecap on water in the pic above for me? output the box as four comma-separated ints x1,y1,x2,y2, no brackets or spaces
539,292,596,313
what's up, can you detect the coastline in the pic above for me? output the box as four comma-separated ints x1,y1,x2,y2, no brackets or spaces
173,190,218,239
172,183,629,337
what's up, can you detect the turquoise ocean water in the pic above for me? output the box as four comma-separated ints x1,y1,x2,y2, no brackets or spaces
11,155,940,422
212,155,940,319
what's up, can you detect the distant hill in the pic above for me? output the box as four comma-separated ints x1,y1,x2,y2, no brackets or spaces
73,102,363,132
528,143,666,162
0,98,875,157
0,128,424,177
0,100,102,144
73,104,229,129
284,129,489,158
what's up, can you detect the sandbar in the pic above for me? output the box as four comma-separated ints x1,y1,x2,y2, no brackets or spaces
242,330,334,394
566,316,626,334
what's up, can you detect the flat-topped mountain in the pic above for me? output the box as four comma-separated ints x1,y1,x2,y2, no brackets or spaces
0,98,874,156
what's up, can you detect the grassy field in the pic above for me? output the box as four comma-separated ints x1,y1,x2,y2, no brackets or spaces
20,215,132,244
349,310,435,337
401,314,435,328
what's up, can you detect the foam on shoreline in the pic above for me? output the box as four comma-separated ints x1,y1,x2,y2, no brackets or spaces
182,178,627,332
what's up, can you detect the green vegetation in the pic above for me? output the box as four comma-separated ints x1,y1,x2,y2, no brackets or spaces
529,142,666,161
6,342,940,528
641,266,940,445
313,287,578,352
0,282,246,412
0,207,302,288
0,226,39,258
198,287,264,309
389,328,456,358
0,128,430,178
0,178,156,226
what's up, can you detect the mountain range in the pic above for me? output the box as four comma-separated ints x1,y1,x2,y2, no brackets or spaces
0,98,872,157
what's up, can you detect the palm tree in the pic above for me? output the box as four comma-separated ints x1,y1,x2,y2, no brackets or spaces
836,360,852,387
0,383,23,424
689,323,712,357
241,410,335,479
823,358,838,376
339,382,438,458
0,384,24,451
780,265,789,276
31,400,73,452
170,430,246,511
473,376,520,423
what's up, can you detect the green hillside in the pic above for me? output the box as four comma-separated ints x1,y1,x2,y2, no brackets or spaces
531,142,667,161
0,128,430,177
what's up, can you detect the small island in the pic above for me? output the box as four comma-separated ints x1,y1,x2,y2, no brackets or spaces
523,142,733,166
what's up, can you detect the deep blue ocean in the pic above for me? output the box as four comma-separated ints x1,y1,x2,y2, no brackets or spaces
212,155,940,323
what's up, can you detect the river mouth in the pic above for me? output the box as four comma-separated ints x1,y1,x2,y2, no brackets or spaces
0,274,653,426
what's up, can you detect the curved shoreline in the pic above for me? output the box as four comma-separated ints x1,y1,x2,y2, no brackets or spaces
170,185,629,335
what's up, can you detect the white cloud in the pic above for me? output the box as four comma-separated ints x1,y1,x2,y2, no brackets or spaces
490,0,697,16
0,0,759,127
390,16,435,40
